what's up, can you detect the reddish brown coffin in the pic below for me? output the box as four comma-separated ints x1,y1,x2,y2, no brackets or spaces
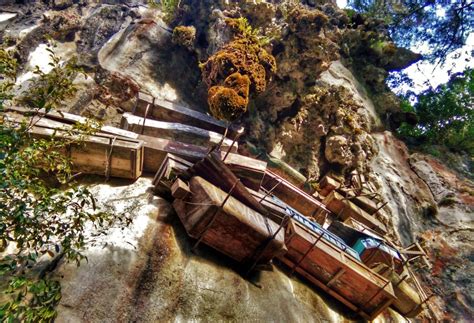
173,176,287,264
279,220,395,320
261,170,331,219
323,191,387,235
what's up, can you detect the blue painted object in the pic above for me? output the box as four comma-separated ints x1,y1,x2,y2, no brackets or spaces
270,195,361,261
353,238,402,261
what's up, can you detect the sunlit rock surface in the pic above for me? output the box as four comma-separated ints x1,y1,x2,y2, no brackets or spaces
54,177,407,322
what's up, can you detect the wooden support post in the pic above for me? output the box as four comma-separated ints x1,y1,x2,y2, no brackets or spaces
326,268,346,287
152,154,170,187
132,92,139,114
141,102,151,135
105,136,117,181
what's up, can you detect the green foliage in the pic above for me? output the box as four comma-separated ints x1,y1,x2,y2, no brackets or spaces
148,0,181,24
0,42,128,321
0,278,61,322
397,69,474,155
348,0,473,65
227,17,272,46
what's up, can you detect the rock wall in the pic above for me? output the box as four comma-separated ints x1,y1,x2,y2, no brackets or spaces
1,0,472,321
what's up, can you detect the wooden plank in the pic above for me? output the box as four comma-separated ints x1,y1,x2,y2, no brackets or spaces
121,113,237,152
135,92,244,140
171,178,191,200
280,219,395,320
6,106,140,139
318,175,341,197
29,125,143,179
173,176,287,264
261,170,331,219
323,191,387,235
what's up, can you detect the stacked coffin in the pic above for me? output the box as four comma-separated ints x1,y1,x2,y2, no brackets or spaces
172,176,287,264
164,151,397,320
6,91,432,320
5,109,144,180
279,218,396,320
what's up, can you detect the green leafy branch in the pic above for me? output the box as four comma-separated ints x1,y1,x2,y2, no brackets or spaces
0,41,128,322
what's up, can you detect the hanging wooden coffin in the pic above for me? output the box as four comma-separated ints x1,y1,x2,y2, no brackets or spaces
172,176,287,264
121,113,237,152
134,92,244,140
279,219,395,320
29,125,144,179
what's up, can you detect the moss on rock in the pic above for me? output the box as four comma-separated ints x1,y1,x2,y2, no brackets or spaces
172,25,196,50
200,18,276,121
208,72,250,121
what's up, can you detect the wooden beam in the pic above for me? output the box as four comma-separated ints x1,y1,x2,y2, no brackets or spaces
326,268,346,287
135,92,244,140
28,125,144,179
121,113,237,152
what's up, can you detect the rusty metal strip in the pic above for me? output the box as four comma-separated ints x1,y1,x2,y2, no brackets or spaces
245,214,290,276
289,229,325,276
192,179,240,251
105,136,117,181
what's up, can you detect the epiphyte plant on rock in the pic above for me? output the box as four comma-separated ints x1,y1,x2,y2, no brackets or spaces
200,17,276,122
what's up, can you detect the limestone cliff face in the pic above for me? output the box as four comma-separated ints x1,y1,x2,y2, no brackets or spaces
1,0,472,321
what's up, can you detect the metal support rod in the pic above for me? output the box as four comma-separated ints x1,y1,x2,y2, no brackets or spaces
192,179,239,251
358,279,391,311
215,122,230,153
245,215,290,276
394,274,408,288
223,128,243,162
259,179,282,204
372,201,388,215
289,230,325,276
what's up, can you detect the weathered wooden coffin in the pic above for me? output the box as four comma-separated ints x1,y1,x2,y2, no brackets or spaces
318,175,342,197
121,113,237,152
135,92,244,140
265,154,309,189
29,125,144,179
373,264,423,318
152,153,193,197
137,134,266,176
172,176,287,264
261,170,331,220
279,220,395,320
323,191,387,235
6,106,140,139
182,151,269,216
